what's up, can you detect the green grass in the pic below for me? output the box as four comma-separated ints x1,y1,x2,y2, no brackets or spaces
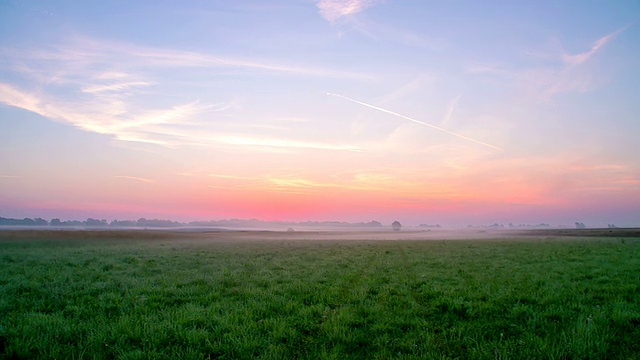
1,231,639,359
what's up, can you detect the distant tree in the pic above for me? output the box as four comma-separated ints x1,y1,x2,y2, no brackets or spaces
0,217,35,226
63,220,83,226
85,218,107,226
392,221,401,231
33,218,47,226
575,222,586,229
111,220,137,227
136,218,181,228
50,218,61,226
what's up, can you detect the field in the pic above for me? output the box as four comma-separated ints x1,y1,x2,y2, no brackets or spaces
1,229,639,359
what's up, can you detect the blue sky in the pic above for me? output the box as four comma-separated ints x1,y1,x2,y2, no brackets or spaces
1,0,639,227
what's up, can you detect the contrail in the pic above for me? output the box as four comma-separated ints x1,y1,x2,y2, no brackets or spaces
327,92,503,151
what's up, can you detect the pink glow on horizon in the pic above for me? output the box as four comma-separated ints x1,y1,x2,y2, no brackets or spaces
1,2,639,228
3,155,637,226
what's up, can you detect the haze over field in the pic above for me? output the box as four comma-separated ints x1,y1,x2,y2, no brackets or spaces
1,1,639,227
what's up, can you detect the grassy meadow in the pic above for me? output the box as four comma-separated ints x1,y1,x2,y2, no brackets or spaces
0,230,639,359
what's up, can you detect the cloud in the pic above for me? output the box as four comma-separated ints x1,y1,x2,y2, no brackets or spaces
539,28,626,98
82,81,155,94
468,28,627,102
0,82,217,147
0,84,361,150
316,0,443,51
275,117,309,123
212,134,361,152
204,169,404,197
113,176,154,183
0,83,41,111
269,176,333,189
316,0,379,23
8,35,368,79
109,101,213,131
441,94,461,127
465,63,508,75
264,172,393,195
0,35,371,151
562,27,626,66
208,174,257,180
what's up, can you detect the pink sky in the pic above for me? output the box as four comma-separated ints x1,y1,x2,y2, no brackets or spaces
1,1,639,227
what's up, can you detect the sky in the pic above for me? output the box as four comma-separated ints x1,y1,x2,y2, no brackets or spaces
1,0,639,227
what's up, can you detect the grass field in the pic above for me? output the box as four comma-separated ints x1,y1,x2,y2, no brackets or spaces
0,230,639,359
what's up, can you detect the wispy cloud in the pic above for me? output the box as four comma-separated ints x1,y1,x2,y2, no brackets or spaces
275,117,309,123
316,0,380,23
113,176,154,183
205,172,263,192
562,27,626,66
206,184,253,191
0,82,218,146
466,63,508,75
0,83,41,111
82,81,155,94
316,1,443,51
269,177,332,189
208,174,257,180
535,28,627,99
212,134,362,152
204,169,402,196
6,35,369,79
468,28,627,102
441,94,461,127
0,35,371,151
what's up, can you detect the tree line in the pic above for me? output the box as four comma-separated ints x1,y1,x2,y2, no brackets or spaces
0,217,385,229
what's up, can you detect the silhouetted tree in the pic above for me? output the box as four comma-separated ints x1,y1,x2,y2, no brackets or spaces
85,218,107,226
110,220,137,227
136,218,181,227
392,221,401,231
